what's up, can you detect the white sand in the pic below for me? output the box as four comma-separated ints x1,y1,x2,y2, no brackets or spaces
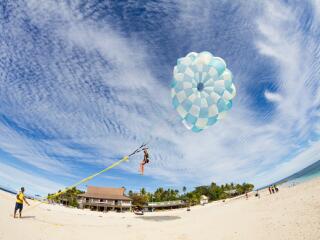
0,178,319,240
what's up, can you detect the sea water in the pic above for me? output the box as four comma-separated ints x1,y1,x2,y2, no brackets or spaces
279,160,320,187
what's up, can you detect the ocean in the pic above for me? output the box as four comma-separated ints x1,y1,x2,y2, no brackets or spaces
275,160,320,186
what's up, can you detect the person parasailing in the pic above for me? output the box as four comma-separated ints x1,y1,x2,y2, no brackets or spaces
139,148,150,175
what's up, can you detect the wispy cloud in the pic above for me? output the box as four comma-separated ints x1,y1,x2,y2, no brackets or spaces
264,91,283,103
100,175,124,181
0,122,69,174
0,161,63,195
256,140,320,186
0,0,319,194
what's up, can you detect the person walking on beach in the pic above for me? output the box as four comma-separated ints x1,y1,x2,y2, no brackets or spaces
268,186,272,194
14,187,30,218
255,190,260,198
271,186,275,194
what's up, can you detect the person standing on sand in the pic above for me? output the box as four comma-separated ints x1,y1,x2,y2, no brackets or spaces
268,186,272,194
271,186,275,194
255,190,260,198
14,187,30,218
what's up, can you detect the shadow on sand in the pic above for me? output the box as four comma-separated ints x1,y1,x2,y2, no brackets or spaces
20,216,36,219
137,216,181,222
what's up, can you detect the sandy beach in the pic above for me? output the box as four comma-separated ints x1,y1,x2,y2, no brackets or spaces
1,178,319,240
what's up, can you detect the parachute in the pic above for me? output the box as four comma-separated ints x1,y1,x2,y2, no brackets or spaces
171,51,236,132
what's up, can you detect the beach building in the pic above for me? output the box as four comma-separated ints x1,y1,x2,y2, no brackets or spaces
200,195,209,205
78,186,132,212
225,189,238,197
145,200,187,211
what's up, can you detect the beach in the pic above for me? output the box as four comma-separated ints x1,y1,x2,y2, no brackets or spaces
0,178,319,240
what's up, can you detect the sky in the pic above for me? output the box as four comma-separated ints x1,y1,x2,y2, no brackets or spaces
0,0,320,196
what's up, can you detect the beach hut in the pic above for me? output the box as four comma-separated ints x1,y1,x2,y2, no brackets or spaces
78,186,132,212
200,195,209,205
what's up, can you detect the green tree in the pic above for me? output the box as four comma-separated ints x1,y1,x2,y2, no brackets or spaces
194,186,209,196
48,187,84,208
154,187,164,201
131,193,148,208
126,181,254,208
182,186,187,193
140,188,146,195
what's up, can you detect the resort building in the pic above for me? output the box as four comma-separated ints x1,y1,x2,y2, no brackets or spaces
200,195,209,205
145,200,187,211
224,189,238,197
78,186,132,212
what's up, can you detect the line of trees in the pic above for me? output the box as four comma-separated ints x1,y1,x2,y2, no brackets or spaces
128,182,254,207
47,187,84,208
46,182,254,208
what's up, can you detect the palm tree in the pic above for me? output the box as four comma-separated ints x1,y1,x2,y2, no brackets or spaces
182,186,187,193
154,187,164,201
174,189,179,196
128,190,133,197
140,188,146,195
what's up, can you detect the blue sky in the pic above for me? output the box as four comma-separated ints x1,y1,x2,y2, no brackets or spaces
1,0,320,196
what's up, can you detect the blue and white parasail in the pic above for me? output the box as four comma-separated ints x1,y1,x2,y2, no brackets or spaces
171,51,236,132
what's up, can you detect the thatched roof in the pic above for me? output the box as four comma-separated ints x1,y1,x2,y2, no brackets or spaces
79,186,131,201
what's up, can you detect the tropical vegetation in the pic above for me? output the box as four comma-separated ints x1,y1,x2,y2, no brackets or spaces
128,182,254,207
47,187,84,208
47,182,254,208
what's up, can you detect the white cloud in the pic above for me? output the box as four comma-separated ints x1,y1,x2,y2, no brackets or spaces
256,0,319,137
0,161,63,195
264,91,283,103
0,0,319,193
255,141,320,187
100,175,124,180
0,122,70,174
